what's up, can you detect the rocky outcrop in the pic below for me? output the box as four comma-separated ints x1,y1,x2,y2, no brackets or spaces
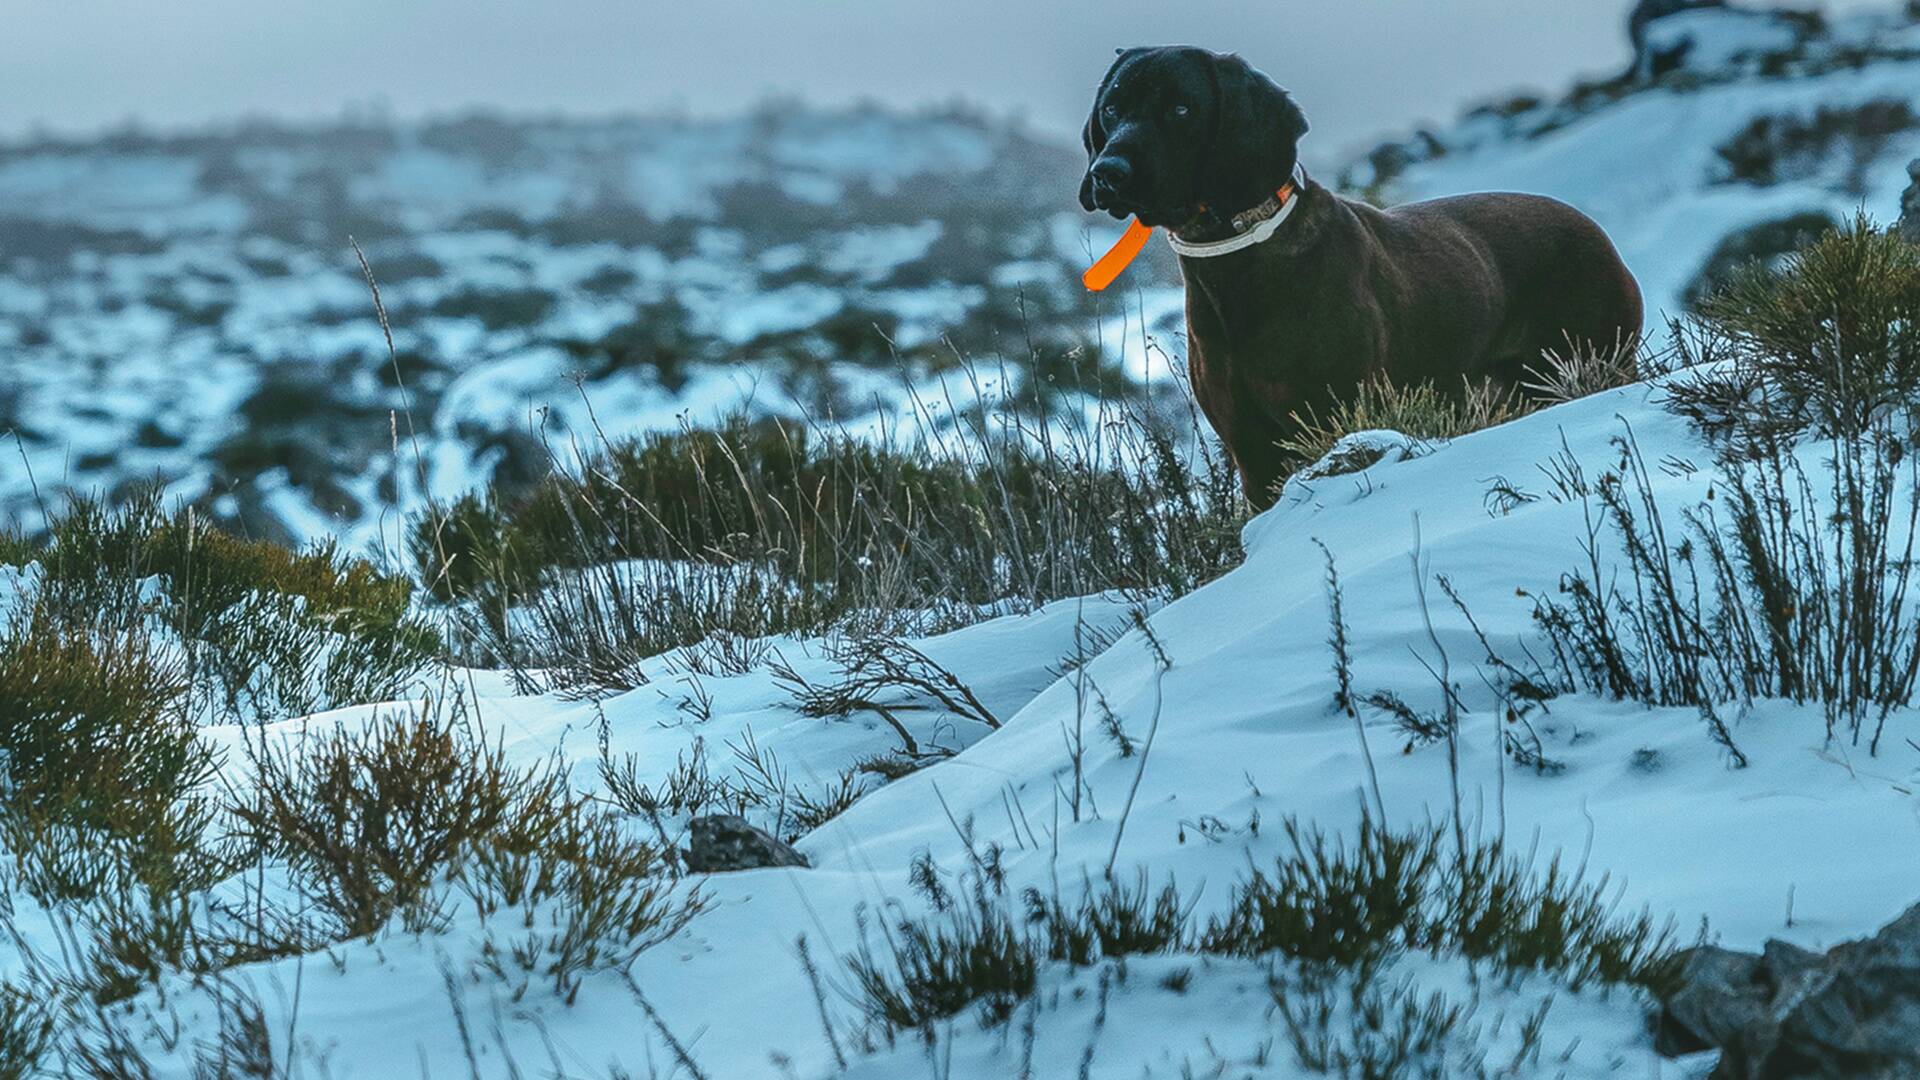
683,814,808,873
1629,0,1724,54
1657,902,1920,1078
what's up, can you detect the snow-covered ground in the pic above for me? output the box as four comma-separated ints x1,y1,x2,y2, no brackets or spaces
62,375,1920,1076
19,5,1920,1074
0,104,1186,550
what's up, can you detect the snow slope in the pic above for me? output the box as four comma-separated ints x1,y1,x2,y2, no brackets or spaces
1351,4,1920,325
86,376,1920,1077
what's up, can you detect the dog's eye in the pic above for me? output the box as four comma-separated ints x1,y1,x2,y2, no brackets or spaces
1102,103,1118,119
1170,104,1190,119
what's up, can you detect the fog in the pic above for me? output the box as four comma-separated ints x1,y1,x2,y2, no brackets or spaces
0,0,1887,162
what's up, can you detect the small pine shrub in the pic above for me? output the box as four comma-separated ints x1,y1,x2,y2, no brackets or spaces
0,985,53,1077
458,792,703,1001
1530,422,1920,756
1270,967,1467,1078
844,816,1679,1044
1672,213,1920,444
1203,819,1438,971
1534,219,1920,755
230,694,699,988
1024,874,1192,965
1279,374,1525,467
1200,817,1680,995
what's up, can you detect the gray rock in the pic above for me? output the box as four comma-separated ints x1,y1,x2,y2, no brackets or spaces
1629,0,1724,53
1657,902,1920,1078
1655,946,1769,1056
1898,159,1920,245
683,814,808,873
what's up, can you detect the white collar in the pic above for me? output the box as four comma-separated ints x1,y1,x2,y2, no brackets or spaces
1165,164,1308,258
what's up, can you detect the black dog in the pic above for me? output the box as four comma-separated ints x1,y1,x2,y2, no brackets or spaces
1081,47,1643,508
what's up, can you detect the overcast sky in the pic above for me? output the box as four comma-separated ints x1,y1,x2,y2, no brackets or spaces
0,1,1881,163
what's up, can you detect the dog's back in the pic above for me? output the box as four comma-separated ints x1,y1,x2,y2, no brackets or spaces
1361,191,1643,387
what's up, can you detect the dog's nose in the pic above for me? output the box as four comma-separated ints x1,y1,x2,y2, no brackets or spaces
1089,157,1131,200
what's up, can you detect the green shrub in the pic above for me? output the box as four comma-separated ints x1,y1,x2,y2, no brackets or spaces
1675,213,1920,443
844,815,1680,1044
1024,874,1192,965
0,605,194,825
7,491,437,722
230,694,699,982
458,788,703,1001
848,895,1039,1033
1204,817,1681,995
0,985,52,1078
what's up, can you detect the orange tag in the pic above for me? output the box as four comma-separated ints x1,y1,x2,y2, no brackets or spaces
1082,218,1153,292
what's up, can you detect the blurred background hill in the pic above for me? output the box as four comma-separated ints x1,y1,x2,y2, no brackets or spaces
4,0,1919,547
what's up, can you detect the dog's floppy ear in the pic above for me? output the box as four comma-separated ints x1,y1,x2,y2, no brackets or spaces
1080,47,1143,211
1200,52,1309,215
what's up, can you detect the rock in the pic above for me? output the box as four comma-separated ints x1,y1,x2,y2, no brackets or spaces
683,814,808,873
1656,902,1920,1078
1629,0,1724,54
1654,946,1769,1056
1898,159,1920,245
1289,430,1419,485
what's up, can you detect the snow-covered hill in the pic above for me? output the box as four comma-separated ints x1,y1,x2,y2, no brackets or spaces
0,105,1184,549
17,7,1920,1073
1348,3,1920,323
11,5,1920,552
63,372,1920,1077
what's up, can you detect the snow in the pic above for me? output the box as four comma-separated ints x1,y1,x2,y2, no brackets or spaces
63,371,1920,1075
19,9,1920,1071
1641,9,1806,77
1365,12,1920,326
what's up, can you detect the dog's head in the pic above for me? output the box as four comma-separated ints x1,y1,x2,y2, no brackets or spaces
1080,47,1310,229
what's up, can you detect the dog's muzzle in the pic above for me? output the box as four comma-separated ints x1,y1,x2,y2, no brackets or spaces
1086,156,1132,208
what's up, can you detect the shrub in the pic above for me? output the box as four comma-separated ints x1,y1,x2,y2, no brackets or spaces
227,697,527,938
458,795,703,1001
1269,967,1468,1078
1529,423,1920,757
1530,218,1920,756
847,895,1039,1033
7,491,437,723
1713,100,1916,191
1203,819,1436,971
417,399,1244,692
1024,874,1192,965
230,694,700,986
1278,374,1525,467
0,603,201,837
1673,214,1920,444
1203,817,1681,995
844,815,1679,1043
0,985,53,1075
